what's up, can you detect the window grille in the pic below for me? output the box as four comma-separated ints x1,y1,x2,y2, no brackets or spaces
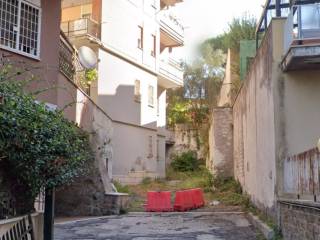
0,0,41,58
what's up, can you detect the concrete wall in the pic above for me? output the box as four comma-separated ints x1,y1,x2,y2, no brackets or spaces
233,20,277,215
233,18,320,218
208,108,233,178
112,121,166,184
98,51,158,127
55,73,117,216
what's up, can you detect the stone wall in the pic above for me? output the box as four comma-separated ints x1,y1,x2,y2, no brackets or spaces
279,201,320,240
208,107,233,178
55,169,129,216
167,124,208,166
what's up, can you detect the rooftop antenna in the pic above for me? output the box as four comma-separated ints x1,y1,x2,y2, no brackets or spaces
78,46,98,69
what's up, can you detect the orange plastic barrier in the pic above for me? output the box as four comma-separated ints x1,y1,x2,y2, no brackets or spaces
173,189,205,211
145,191,173,212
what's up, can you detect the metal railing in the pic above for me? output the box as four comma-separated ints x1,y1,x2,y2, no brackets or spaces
59,33,90,94
61,18,101,39
159,11,184,40
284,3,320,54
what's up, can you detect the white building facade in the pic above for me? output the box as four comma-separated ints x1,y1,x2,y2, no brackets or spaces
61,0,184,184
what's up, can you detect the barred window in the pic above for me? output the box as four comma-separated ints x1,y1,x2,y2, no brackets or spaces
0,0,41,58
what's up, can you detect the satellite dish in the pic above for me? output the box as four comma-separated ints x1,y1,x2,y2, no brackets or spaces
78,46,98,69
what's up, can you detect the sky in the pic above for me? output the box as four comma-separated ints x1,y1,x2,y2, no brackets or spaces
171,0,266,61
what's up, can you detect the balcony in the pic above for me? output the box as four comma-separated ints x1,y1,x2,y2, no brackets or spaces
282,3,320,71
158,58,183,88
160,0,183,9
159,11,184,47
61,18,101,48
59,33,90,94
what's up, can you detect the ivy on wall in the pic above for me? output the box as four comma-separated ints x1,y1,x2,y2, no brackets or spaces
0,66,93,215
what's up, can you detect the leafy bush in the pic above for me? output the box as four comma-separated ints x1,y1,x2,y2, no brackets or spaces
171,151,199,172
0,68,93,214
141,177,152,185
113,181,130,194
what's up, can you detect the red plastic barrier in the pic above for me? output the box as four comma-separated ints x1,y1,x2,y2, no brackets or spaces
174,190,194,211
192,188,205,208
174,189,205,212
145,191,173,212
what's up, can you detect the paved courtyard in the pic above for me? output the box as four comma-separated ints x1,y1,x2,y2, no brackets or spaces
54,212,262,240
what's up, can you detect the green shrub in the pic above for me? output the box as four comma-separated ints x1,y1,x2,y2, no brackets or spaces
141,177,152,185
171,151,199,172
0,67,93,214
113,181,130,194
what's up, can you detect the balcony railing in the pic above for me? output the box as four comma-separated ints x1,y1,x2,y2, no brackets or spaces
159,57,183,86
159,11,184,45
61,18,101,39
59,33,90,94
284,3,320,54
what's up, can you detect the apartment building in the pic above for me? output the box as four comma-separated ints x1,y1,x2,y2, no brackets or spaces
61,0,184,184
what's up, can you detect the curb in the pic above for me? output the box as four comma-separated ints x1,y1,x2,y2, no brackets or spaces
247,213,275,240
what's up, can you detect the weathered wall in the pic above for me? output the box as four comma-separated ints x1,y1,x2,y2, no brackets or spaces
55,73,115,216
233,21,277,215
167,124,208,166
279,201,320,240
208,108,233,178
112,121,166,185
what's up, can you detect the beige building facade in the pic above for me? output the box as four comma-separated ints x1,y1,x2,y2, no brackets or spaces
61,0,184,184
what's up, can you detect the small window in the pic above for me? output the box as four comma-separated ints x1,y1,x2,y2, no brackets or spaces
138,26,143,49
148,136,153,158
151,34,156,57
134,79,141,102
148,85,154,107
156,139,160,161
0,0,41,59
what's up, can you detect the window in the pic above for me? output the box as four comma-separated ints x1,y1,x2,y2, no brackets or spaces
156,139,160,161
148,85,154,107
148,136,153,158
151,34,156,57
134,79,141,102
138,26,143,49
0,0,41,58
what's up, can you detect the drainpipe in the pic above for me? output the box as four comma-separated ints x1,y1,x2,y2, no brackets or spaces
43,189,55,240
